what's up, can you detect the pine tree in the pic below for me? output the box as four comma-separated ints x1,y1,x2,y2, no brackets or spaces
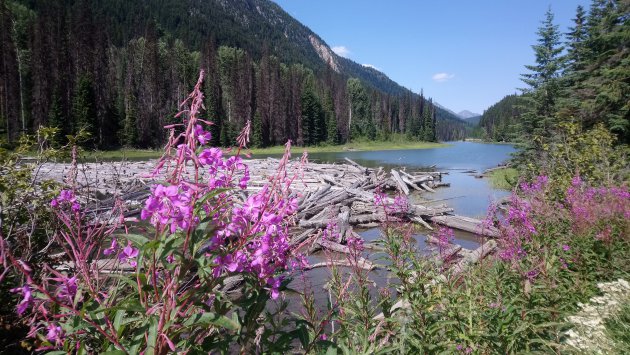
520,8,565,139
574,0,630,142
251,111,263,148
324,92,339,145
48,90,64,146
72,74,98,146
122,93,138,147
565,5,588,74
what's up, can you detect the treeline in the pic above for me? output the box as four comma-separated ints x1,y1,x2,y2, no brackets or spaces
478,94,525,142
0,0,464,149
479,0,628,145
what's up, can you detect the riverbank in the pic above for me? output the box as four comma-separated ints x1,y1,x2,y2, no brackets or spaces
485,167,518,190
25,140,449,162
247,140,447,155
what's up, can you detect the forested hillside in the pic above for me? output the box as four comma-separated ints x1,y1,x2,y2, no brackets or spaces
0,0,466,149
478,94,524,142
480,1,628,145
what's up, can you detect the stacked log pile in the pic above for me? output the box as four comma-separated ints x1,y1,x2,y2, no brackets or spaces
36,157,498,238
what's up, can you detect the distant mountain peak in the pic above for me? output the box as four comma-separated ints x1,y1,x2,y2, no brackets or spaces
457,110,480,119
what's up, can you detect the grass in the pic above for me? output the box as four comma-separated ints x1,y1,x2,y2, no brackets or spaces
20,140,449,161
486,167,519,189
246,140,448,155
605,301,630,353
80,149,164,161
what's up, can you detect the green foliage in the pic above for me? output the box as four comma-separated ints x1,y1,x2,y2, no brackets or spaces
301,85,326,146
605,301,630,353
479,94,525,142
72,75,98,147
121,93,138,147
0,129,63,350
251,111,264,148
521,122,629,192
487,167,519,190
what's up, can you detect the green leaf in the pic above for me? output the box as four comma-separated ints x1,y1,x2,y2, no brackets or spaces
296,324,310,349
121,233,150,246
113,309,126,334
146,317,158,355
101,351,127,355
183,312,241,331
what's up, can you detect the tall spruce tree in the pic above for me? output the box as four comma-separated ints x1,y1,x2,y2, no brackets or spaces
72,74,98,146
520,8,565,139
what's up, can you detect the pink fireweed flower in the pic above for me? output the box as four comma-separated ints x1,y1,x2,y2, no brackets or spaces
46,323,64,345
141,184,194,233
52,275,78,304
346,234,365,253
322,221,340,243
198,147,223,169
103,238,118,256
11,284,34,315
119,242,139,267
391,194,409,214
266,276,283,299
193,124,212,145
51,189,81,212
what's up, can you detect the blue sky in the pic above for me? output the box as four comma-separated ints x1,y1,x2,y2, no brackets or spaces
272,0,590,115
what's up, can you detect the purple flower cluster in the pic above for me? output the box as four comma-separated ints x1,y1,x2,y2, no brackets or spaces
52,274,78,304
566,175,630,237
11,284,34,316
374,189,409,215
496,194,537,262
322,221,340,243
141,184,193,233
50,189,80,212
519,175,548,194
211,187,299,298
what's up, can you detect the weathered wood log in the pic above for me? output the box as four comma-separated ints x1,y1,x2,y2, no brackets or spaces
449,239,497,276
344,157,370,174
412,175,434,184
390,169,410,195
289,228,316,247
428,215,499,238
337,206,351,240
411,216,433,230
348,213,387,224
304,259,376,271
420,183,436,193
401,176,423,191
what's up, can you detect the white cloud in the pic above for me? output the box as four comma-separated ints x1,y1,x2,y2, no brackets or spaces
332,45,350,58
362,63,380,71
432,72,455,83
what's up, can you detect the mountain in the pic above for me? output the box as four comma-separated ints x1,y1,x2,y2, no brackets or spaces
457,110,480,119
1,0,468,147
463,115,481,125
